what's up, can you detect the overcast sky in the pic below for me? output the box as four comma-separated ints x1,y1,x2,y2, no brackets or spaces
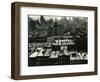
28,15,88,21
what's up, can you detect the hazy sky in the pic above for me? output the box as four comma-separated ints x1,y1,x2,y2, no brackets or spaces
29,15,63,20
28,15,76,21
28,15,88,22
